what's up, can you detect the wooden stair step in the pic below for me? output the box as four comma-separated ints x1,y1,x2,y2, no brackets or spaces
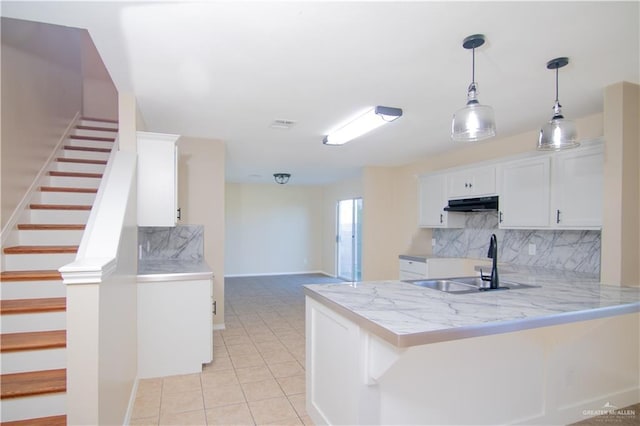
1,330,66,353
0,298,66,315
81,116,118,124
49,171,102,179
1,415,67,426
69,135,114,142
76,124,118,132
0,369,66,399
63,145,111,153
40,186,98,193
30,204,92,211
3,245,78,255
56,157,107,165
0,270,62,281
17,224,85,231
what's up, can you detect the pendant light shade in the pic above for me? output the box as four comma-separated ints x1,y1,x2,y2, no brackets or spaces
451,34,496,142
537,57,579,151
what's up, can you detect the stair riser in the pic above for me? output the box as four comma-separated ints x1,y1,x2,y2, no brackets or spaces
0,392,65,422
1,312,66,334
72,128,118,138
3,253,77,272
66,139,115,150
0,348,66,375
37,191,96,205
18,230,84,246
61,149,110,161
30,209,91,224
0,281,66,300
54,161,105,174
80,119,118,129
46,176,101,189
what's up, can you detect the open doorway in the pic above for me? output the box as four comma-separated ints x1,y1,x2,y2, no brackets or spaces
336,198,362,281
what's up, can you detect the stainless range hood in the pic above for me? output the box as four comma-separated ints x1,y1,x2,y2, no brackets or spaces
444,195,499,212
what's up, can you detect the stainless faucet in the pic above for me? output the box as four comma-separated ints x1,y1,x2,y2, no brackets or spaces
480,233,501,290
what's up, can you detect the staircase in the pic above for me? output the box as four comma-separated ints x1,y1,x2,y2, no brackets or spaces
0,117,117,425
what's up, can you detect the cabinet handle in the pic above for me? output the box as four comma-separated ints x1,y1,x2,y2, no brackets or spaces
177,207,182,220
440,213,443,224
213,300,217,315
556,209,561,224
499,211,503,223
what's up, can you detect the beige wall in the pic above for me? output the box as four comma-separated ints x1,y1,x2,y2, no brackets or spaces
1,17,83,229
81,31,117,121
601,82,640,286
178,137,226,326
225,183,323,276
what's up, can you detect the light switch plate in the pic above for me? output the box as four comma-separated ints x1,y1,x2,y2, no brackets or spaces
528,243,536,255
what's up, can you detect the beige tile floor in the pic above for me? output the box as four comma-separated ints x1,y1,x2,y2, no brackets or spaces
130,274,342,426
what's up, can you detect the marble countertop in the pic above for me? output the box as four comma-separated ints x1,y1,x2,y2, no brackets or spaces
304,267,640,348
138,259,213,282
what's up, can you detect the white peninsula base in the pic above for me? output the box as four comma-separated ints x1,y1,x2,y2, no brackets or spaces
306,297,639,425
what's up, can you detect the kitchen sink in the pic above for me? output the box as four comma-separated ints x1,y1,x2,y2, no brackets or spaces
404,277,538,294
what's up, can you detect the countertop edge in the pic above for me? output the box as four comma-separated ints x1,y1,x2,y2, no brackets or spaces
304,286,640,348
137,271,213,282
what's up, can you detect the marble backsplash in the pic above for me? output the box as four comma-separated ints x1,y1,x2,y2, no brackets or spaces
433,213,601,274
138,225,203,261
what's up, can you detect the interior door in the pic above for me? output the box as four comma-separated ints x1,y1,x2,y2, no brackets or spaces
337,198,362,281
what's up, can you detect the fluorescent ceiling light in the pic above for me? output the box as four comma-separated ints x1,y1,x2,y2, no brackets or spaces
323,106,403,145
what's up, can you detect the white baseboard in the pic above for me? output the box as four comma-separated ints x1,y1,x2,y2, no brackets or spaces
212,323,226,331
224,270,335,278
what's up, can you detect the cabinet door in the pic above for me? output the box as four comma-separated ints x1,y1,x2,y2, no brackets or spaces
499,157,551,228
418,175,464,228
447,166,496,198
137,132,180,226
551,146,603,228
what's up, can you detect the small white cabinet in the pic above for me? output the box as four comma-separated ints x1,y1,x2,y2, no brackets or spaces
399,257,468,281
550,145,603,228
137,131,180,226
498,156,551,228
418,174,464,228
447,166,496,199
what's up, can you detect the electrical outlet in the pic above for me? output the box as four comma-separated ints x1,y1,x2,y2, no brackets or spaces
528,243,536,256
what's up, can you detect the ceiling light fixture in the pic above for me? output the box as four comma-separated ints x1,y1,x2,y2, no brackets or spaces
322,106,403,145
273,173,291,184
451,34,496,142
537,57,579,151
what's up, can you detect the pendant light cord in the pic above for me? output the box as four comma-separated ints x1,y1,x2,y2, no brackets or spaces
555,67,559,103
471,46,476,84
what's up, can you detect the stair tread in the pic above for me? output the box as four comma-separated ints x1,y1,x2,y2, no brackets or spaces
30,204,92,211
1,330,66,352
0,298,66,315
63,145,111,153
81,116,118,124
1,415,67,426
0,270,62,281
48,171,102,178
17,224,86,231
0,369,66,399
56,157,107,165
40,186,98,193
69,135,115,142
76,124,118,132
3,245,78,254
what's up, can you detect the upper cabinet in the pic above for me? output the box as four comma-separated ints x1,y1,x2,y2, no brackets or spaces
498,157,551,228
447,166,496,199
418,174,464,228
137,131,181,227
550,145,603,229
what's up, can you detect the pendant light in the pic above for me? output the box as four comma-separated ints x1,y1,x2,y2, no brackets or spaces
451,34,496,142
537,57,579,151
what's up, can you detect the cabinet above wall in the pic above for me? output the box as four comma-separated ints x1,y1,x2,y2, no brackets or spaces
418,139,604,231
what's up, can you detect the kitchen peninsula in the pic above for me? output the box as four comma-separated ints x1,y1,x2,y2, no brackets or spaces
304,268,640,425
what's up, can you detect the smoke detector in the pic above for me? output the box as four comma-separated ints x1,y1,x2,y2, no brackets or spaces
270,119,296,129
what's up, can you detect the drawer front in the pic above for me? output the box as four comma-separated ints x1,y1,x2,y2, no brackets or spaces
399,270,425,281
399,259,427,275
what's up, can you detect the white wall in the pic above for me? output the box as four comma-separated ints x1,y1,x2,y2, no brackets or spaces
225,183,323,276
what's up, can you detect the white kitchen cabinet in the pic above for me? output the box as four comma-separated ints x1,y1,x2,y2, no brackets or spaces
447,165,496,199
399,257,468,280
137,131,180,226
550,145,603,228
498,156,551,228
137,277,213,378
418,174,464,228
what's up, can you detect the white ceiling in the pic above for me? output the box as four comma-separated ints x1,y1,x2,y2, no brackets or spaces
2,1,639,185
